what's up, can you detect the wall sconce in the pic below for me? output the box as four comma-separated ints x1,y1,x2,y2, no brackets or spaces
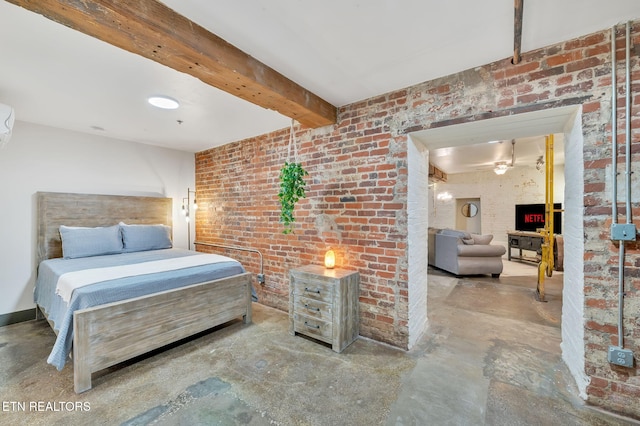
0,103,15,148
324,249,335,269
436,191,452,201
181,188,197,249
181,189,197,222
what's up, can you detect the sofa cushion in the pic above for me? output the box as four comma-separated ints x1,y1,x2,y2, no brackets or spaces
457,244,506,257
471,234,493,245
440,229,472,239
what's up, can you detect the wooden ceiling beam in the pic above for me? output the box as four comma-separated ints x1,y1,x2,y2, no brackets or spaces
429,163,447,182
8,0,337,128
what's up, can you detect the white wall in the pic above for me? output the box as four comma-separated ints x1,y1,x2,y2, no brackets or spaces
0,121,195,316
429,165,566,249
455,197,481,233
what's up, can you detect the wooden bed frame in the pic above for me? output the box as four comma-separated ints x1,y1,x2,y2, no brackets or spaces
36,192,252,393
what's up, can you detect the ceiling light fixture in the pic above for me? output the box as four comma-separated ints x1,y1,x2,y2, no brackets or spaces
493,140,516,175
147,95,180,110
494,161,509,175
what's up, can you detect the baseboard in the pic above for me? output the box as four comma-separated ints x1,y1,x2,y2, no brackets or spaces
0,308,36,327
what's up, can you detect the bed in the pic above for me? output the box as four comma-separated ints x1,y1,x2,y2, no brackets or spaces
34,192,253,393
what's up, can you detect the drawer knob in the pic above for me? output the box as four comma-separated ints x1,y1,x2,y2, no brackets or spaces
304,287,321,294
304,304,321,312
304,321,321,329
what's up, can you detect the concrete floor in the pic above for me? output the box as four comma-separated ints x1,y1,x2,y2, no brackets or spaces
1,261,637,425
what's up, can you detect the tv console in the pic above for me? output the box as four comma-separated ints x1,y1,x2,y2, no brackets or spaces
507,230,543,263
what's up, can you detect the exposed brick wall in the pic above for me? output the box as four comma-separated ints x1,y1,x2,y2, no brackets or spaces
196,117,410,343
196,20,640,418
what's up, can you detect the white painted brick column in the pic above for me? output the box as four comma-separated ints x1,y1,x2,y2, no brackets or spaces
407,136,429,348
561,108,588,398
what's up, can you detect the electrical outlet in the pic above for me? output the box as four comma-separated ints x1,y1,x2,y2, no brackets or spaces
608,346,635,368
611,223,637,241
257,273,265,284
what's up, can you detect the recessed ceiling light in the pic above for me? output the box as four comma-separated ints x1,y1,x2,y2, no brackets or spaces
147,95,180,110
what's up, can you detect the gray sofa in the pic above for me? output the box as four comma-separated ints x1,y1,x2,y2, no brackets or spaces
428,228,506,277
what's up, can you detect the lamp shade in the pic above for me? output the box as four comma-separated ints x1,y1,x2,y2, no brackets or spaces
324,249,335,269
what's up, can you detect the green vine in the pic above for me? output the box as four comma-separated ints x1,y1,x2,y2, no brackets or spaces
278,161,309,234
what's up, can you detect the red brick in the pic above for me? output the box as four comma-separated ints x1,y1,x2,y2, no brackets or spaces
546,50,583,67
583,101,601,113
587,386,607,399
590,377,610,389
566,57,604,73
586,43,610,57
376,314,394,324
585,298,610,309
565,32,606,50
586,320,618,334
504,61,540,78
497,97,514,108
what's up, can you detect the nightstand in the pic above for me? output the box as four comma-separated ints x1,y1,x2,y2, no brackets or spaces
289,265,359,352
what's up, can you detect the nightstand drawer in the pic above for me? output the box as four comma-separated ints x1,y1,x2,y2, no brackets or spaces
295,296,332,322
292,279,333,303
292,313,332,343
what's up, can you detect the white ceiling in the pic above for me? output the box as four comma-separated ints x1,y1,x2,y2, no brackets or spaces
1,1,639,158
412,105,576,174
428,137,561,175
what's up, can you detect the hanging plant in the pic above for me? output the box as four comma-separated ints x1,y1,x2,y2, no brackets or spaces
278,161,308,234
278,120,309,234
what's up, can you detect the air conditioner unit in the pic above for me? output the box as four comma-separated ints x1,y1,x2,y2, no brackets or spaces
0,103,15,148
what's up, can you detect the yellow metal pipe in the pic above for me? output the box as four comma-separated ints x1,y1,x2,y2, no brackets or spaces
537,134,555,301
547,134,555,274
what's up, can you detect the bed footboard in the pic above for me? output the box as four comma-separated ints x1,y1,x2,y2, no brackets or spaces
73,272,252,393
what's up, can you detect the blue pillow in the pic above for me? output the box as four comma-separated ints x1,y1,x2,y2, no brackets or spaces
59,225,123,259
120,223,172,252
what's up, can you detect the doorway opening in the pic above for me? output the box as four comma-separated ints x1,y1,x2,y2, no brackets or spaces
406,104,589,396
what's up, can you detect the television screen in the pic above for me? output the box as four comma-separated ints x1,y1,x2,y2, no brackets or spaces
515,203,562,234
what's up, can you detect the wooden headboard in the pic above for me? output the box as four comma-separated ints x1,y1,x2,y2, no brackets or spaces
37,192,173,263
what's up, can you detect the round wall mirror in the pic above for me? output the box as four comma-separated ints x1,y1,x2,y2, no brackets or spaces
461,202,478,218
